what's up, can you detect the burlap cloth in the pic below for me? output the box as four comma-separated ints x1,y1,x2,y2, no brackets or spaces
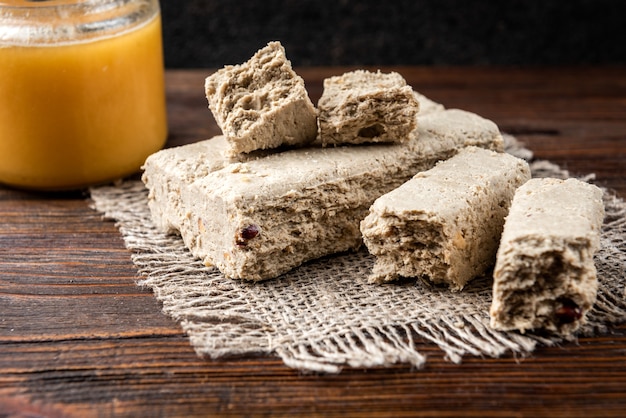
89,136,626,373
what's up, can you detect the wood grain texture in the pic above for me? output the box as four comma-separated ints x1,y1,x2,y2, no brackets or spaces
1,67,625,417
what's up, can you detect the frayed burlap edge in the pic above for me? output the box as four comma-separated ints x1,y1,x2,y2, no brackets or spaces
89,137,626,373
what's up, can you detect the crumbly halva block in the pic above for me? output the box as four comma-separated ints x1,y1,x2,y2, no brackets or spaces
489,178,605,336
317,70,420,146
142,109,504,281
360,147,530,290
204,41,317,157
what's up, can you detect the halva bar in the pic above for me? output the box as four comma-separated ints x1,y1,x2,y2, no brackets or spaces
489,177,605,336
142,109,504,281
360,147,531,290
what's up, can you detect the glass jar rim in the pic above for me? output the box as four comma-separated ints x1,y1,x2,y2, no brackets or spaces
0,0,159,46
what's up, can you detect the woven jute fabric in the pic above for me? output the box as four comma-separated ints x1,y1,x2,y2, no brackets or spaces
89,137,626,373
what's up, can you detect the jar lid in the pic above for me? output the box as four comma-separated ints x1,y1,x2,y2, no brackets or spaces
0,0,158,46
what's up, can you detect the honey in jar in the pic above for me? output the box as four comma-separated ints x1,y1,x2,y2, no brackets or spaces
0,0,168,190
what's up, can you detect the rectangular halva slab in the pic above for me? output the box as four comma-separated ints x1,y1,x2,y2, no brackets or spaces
142,109,504,281
489,177,605,336
360,146,531,290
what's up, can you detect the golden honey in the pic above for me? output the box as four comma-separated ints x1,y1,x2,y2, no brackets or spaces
0,0,168,190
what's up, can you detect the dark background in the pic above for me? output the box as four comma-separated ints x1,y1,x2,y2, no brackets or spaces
160,0,625,68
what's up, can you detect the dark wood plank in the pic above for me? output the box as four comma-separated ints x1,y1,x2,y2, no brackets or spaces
1,67,625,417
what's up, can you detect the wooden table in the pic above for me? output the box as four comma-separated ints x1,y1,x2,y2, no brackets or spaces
1,67,625,417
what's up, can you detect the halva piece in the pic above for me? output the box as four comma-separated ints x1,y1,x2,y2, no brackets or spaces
317,70,420,146
142,109,504,281
489,178,605,336
204,41,317,156
360,147,531,290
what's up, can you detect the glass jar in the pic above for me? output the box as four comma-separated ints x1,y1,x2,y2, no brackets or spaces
0,0,168,190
